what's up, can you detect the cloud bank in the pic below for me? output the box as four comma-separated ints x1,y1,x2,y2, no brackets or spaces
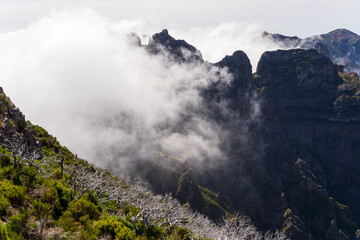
0,8,280,171
0,8,230,169
170,22,283,68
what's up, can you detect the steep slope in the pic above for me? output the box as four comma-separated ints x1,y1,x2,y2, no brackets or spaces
0,87,284,239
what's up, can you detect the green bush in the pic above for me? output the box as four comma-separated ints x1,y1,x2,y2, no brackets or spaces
0,195,10,217
0,181,26,206
7,213,27,235
78,215,98,240
59,198,101,232
18,166,38,188
171,226,192,240
0,167,11,181
58,212,78,232
116,224,135,240
145,225,165,240
41,181,70,219
0,221,9,240
79,227,98,240
31,200,51,220
95,216,135,239
67,199,100,221
0,148,11,167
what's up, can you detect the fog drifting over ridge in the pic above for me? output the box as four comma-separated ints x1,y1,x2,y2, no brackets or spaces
0,8,280,169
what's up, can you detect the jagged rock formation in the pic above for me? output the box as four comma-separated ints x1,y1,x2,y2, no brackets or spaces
264,28,360,74
139,29,360,240
146,29,203,63
0,87,39,148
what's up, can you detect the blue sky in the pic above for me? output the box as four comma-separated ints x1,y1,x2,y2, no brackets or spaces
0,0,359,37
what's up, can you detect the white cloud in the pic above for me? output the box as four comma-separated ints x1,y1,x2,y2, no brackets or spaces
0,8,234,170
170,22,283,68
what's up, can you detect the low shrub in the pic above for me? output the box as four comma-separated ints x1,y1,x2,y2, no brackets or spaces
0,181,26,206
0,221,9,240
31,200,51,220
67,199,100,221
7,213,28,235
41,181,70,219
0,195,10,217
95,216,135,240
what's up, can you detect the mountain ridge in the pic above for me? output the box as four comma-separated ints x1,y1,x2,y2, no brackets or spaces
263,28,360,74
136,29,360,240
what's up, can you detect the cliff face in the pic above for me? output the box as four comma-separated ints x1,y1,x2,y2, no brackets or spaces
254,49,360,239
141,30,360,239
256,49,343,118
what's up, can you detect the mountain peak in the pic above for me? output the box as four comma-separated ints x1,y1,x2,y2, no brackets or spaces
323,28,360,42
160,29,169,35
327,28,359,37
146,29,203,63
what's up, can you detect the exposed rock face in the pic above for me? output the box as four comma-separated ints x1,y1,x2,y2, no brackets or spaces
204,50,254,113
254,49,360,239
146,29,203,63
256,49,343,118
0,89,41,149
335,72,360,118
141,30,360,239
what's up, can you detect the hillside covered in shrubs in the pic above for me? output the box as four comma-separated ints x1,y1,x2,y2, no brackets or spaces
0,88,286,239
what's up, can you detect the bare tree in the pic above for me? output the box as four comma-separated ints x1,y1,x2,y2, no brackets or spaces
0,135,40,168
264,230,288,240
62,163,288,240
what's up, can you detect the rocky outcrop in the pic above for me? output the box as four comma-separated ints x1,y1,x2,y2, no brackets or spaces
256,49,343,119
335,72,360,118
203,50,254,113
146,29,203,63
0,89,31,143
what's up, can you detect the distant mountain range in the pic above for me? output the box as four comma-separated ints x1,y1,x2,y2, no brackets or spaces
263,28,360,74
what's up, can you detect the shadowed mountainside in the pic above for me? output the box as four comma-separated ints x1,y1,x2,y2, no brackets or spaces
136,29,360,240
